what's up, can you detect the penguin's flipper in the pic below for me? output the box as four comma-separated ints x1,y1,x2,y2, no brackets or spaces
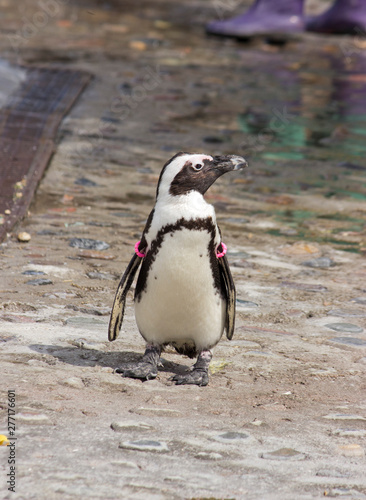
218,254,236,340
108,253,142,341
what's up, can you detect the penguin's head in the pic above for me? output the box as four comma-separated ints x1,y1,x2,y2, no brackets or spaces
156,152,248,199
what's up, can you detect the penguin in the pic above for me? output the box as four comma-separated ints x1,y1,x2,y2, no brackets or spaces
108,152,248,386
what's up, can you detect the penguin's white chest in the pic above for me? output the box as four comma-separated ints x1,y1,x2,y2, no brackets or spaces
134,228,226,351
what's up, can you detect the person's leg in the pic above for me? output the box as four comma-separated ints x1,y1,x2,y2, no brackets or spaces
206,0,305,38
307,0,366,34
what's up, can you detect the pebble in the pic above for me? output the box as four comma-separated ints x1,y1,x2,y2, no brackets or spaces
44,291,77,299
74,177,98,187
284,309,307,318
213,431,250,443
332,429,366,437
86,271,116,280
308,367,337,377
111,211,136,218
338,161,366,171
129,40,148,51
337,444,365,457
26,279,53,285
195,452,223,460
316,469,349,478
50,473,86,481
69,238,110,251
261,448,306,460
325,323,363,333
232,260,253,269
250,420,265,427
203,136,224,144
301,256,335,268
327,309,366,318
62,377,85,389
154,20,172,29
37,229,57,235
132,407,182,418
65,316,107,329
351,297,366,305
328,488,366,498
322,414,366,421
88,221,113,228
99,367,114,373
330,337,366,347
0,334,17,342
97,374,129,391
68,338,105,350
119,440,168,452
109,460,140,469
1,314,36,323
111,421,155,432
24,265,71,278
16,412,52,425
17,231,31,242
297,269,319,277
22,270,46,276
279,228,298,236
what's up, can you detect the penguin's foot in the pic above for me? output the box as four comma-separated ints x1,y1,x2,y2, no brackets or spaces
172,349,212,387
116,344,161,381
172,369,209,386
116,362,158,380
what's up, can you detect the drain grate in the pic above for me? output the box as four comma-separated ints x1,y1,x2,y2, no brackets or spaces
0,66,91,242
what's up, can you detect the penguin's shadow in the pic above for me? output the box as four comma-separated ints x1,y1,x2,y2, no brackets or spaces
29,344,189,377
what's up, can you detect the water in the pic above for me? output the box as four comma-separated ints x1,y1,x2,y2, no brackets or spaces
224,49,366,253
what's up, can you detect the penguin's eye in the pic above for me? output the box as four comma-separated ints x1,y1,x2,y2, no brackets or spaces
193,163,203,171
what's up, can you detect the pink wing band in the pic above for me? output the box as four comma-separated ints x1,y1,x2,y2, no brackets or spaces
216,242,227,258
134,241,146,258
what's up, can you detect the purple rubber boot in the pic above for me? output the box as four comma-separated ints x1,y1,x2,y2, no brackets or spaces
307,0,366,34
206,0,305,38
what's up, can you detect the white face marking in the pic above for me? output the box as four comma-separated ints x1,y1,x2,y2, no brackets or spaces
157,153,213,201
143,154,218,250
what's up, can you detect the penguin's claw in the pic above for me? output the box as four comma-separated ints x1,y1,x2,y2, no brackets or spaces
115,362,158,380
172,369,209,387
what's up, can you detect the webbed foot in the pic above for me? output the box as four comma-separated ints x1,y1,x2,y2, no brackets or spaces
172,369,209,386
172,349,212,387
116,362,158,380
116,344,161,381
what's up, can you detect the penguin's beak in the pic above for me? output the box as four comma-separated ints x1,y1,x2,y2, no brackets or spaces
211,155,248,172
188,153,248,195
228,155,248,171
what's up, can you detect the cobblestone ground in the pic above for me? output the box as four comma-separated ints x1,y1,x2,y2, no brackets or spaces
0,1,365,498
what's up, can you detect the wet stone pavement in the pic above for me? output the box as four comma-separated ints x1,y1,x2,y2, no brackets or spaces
0,0,366,499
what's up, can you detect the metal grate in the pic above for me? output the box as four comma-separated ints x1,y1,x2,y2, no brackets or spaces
0,66,91,242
